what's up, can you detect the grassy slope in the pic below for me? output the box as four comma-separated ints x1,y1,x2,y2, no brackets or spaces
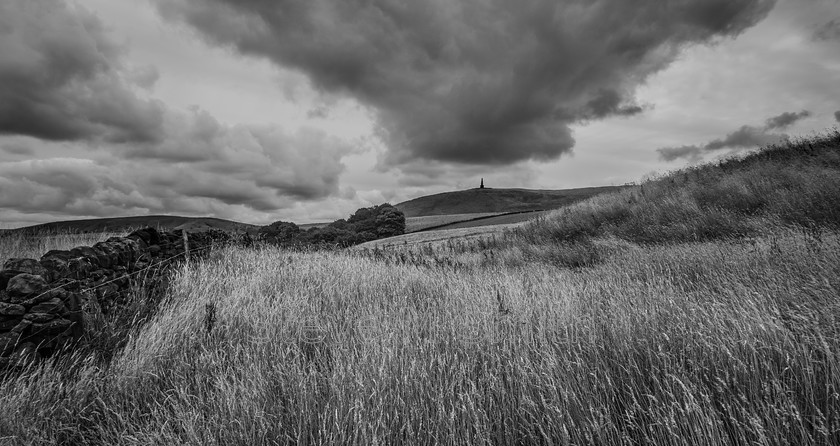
395,186,623,217
516,131,840,249
1,132,839,444
404,213,504,233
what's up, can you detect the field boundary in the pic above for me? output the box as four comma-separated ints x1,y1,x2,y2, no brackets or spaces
411,209,547,233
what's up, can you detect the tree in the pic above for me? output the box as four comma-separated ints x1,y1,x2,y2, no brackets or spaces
258,221,300,244
259,203,405,248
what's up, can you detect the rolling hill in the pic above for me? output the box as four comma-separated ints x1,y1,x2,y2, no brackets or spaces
8,215,258,234
395,186,623,217
6,186,623,236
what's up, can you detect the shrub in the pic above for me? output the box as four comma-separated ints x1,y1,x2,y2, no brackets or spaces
257,221,301,245
261,204,405,248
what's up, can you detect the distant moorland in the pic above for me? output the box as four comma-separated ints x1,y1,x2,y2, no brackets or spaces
395,185,623,217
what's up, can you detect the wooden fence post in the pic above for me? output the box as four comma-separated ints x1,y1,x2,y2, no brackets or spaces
183,230,190,263
183,230,190,286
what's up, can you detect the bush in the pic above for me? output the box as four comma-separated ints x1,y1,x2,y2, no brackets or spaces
258,221,301,245
260,204,405,248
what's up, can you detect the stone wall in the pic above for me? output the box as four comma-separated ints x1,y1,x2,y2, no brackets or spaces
0,228,229,366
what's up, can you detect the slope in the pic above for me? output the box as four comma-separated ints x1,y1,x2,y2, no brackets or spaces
10,215,258,234
395,186,623,217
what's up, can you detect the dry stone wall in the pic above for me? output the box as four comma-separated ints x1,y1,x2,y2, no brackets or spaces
0,228,229,367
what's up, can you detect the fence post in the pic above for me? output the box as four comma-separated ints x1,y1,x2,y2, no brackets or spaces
183,230,190,286
183,230,190,263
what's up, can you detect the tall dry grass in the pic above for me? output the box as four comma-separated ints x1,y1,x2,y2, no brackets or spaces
1,226,838,444
519,130,840,246
0,230,126,265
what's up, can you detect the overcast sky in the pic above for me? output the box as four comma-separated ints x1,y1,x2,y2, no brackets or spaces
1,0,839,228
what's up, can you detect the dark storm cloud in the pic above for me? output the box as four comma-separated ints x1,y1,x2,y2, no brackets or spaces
813,18,840,41
657,109,812,161
154,0,776,166
581,90,645,120
764,110,811,129
0,0,165,143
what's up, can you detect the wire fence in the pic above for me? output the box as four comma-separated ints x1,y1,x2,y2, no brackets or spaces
26,237,218,302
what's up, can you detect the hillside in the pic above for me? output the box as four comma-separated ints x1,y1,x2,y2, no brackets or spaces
517,130,840,248
395,186,622,217
9,215,258,234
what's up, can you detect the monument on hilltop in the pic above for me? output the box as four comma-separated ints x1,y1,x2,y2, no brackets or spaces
480,178,485,189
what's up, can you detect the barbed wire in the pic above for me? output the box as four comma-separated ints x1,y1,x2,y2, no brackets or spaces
23,240,218,301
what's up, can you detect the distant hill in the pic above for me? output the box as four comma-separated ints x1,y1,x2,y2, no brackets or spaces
8,215,258,235
395,186,624,217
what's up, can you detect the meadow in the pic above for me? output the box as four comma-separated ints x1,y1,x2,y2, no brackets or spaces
403,213,503,233
0,230,125,264
0,131,839,445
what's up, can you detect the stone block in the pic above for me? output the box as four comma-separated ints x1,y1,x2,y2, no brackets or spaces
40,249,74,271
29,298,65,314
128,228,161,246
24,312,57,323
91,243,114,268
0,302,26,316
0,270,22,291
3,258,46,277
68,257,96,279
19,288,64,307
69,246,102,267
6,274,47,302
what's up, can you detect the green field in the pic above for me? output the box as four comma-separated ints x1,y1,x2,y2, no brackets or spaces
404,212,504,233
1,132,839,444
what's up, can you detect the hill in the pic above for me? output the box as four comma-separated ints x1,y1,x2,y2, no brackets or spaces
395,186,623,217
9,215,258,234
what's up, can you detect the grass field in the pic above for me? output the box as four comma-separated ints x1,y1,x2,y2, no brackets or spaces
354,224,517,250
430,210,548,231
404,213,503,233
1,132,839,444
0,230,126,264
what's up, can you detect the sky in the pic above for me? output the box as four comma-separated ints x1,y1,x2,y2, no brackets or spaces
1,0,839,228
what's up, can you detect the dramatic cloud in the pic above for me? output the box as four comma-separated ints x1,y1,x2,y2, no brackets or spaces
0,0,165,142
120,107,354,200
0,1,359,226
764,110,811,129
154,0,776,166
0,123,352,222
813,18,840,41
657,110,811,162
